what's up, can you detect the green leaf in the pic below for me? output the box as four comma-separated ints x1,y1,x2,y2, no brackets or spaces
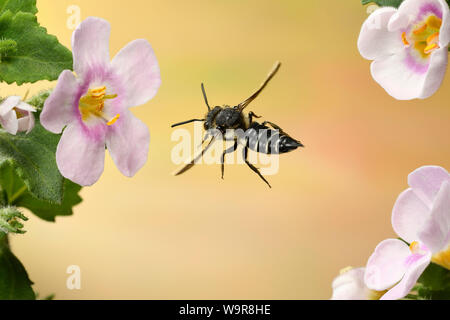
0,0,37,15
0,234,35,300
0,162,82,222
15,178,82,222
362,0,450,8
0,121,65,204
418,262,450,291
416,263,450,300
361,0,403,7
0,11,73,85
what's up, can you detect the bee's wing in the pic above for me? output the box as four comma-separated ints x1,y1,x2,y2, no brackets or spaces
238,61,281,112
172,134,219,176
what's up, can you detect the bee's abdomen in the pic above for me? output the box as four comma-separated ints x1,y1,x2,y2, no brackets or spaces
244,122,303,155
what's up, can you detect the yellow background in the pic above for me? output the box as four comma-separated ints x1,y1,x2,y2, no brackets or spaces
3,0,450,299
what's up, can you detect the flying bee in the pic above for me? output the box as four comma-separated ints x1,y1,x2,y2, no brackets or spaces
171,62,304,188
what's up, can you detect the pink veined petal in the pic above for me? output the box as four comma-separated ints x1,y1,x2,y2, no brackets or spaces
331,268,369,300
0,110,18,135
389,0,446,30
56,124,106,186
358,7,403,60
419,181,450,253
111,39,161,108
408,166,450,207
365,239,411,291
419,47,448,99
0,96,21,116
106,110,150,177
392,189,431,244
41,70,79,134
72,17,111,77
381,250,432,300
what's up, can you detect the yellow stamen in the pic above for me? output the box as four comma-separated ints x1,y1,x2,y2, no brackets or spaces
424,43,439,54
79,86,118,123
402,32,410,46
107,114,120,126
427,32,440,45
413,23,427,35
427,15,442,30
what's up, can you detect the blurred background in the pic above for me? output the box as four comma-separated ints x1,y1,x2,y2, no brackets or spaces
2,0,450,299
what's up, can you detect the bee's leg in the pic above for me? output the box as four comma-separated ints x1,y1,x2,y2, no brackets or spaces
221,140,238,179
242,147,272,188
248,111,262,123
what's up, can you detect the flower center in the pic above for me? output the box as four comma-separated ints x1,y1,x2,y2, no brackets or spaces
79,86,120,126
401,15,442,57
432,244,450,271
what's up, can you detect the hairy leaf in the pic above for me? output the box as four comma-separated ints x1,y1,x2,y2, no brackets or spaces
0,235,35,300
0,0,37,15
0,121,64,204
0,11,73,85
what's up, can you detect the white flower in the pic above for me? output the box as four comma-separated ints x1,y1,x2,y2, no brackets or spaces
358,0,450,100
0,96,35,135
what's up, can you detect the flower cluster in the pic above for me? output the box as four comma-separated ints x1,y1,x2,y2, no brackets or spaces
332,166,450,300
358,0,450,100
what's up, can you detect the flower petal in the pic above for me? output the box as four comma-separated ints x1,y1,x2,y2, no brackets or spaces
389,0,448,32
358,7,402,60
72,17,110,77
111,39,161,108
365,239,411,291
419,47,448,99
41,70,78,134
419,181,450,253
0,96,21,116
106,110,150,177
408,166,450,207
331,268,369,300
392,188,430,244
370,47,447,100
56,124,105,186
381,250,431,300
0,110,18,135
17,114,34,134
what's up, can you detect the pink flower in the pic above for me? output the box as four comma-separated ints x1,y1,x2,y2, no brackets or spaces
331,267,386,300
0,96,36,135
358,0,450,100
365,166,450,300
41,17,161,186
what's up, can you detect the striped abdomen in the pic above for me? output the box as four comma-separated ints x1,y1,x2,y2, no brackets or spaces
243,122,303,155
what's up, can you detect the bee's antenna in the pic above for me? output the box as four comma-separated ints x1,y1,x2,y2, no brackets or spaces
171,119,205,128
201,83,211,111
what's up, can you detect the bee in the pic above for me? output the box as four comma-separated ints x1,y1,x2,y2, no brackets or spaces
171,62,304,188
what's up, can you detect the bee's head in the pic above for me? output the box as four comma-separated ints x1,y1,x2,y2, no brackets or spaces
204,106,222,131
